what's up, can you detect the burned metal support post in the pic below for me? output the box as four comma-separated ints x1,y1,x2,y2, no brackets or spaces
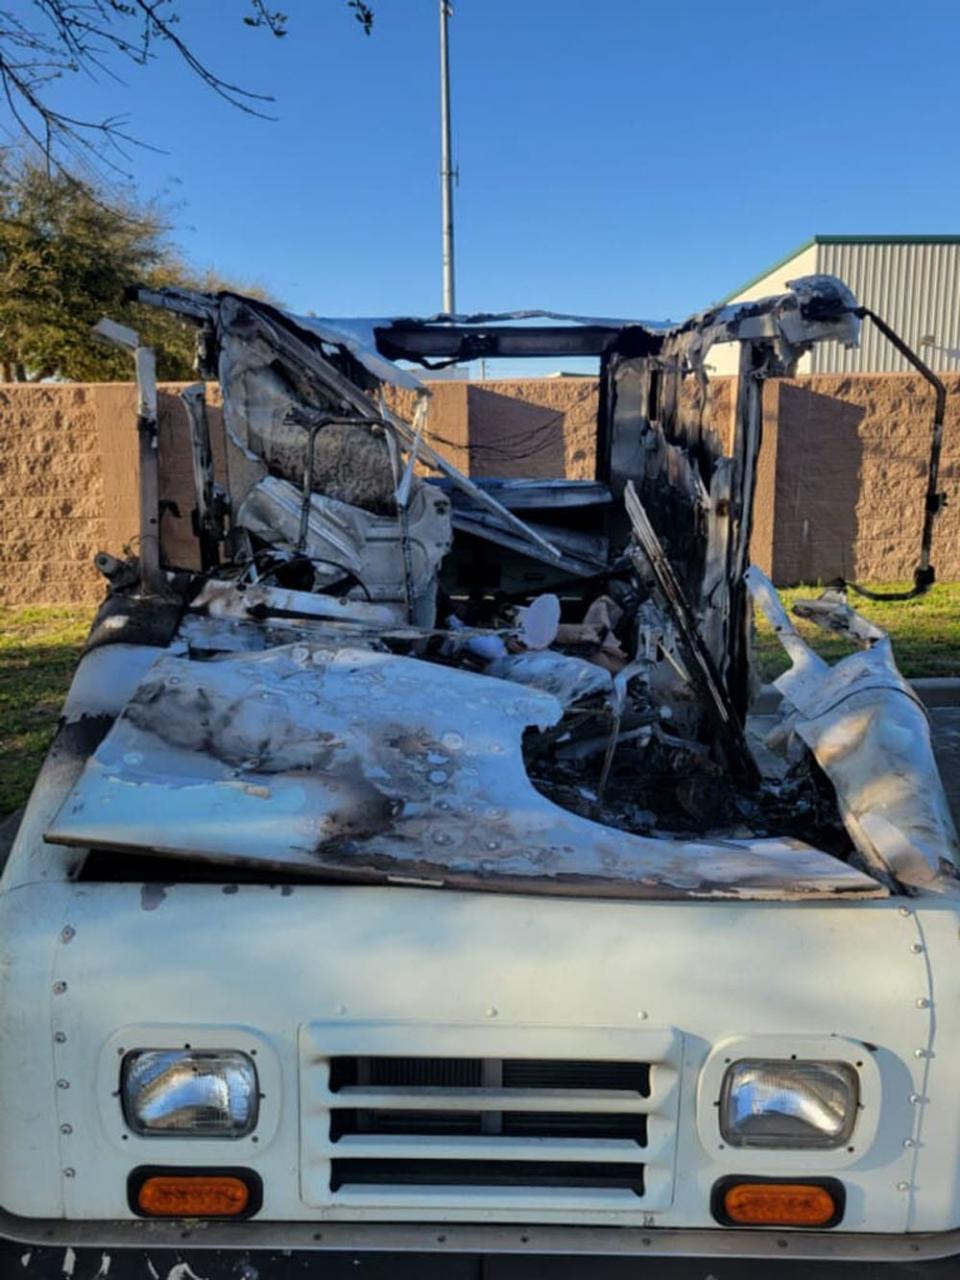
180,383,221,572
625,480,760,787
726,342,767,716
92,319,163,596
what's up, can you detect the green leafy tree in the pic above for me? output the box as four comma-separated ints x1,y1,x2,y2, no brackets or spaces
0,159,269,380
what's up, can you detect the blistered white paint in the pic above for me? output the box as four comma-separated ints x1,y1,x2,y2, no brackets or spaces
486,649,613,706
236,473,452,621
747,566,960,889
47,642,882,900
665,275,859,381
61,646,175,723
707,242,820,375
291,314,425,391
192,579,399,626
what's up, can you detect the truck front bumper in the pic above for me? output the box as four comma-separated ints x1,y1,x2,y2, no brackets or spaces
5,1237,960,1279
4,1218,960,1276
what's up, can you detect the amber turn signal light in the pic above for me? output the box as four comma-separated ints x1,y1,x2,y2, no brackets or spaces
714,1178,843,1228
129,1167,261,1219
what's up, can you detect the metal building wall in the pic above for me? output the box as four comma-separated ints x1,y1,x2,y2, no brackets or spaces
813,240,960,373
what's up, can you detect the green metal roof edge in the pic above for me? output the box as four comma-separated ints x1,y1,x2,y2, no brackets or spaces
815,234,960,244
720,234,960,303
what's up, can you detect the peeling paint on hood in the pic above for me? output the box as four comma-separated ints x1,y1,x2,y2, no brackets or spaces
47,642,883,900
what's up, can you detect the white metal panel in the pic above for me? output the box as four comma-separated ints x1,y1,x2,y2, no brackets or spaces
707,244,819,376
299,1022,680,1218
907,901,960,1231
813,241,960,373
0,877,949,1231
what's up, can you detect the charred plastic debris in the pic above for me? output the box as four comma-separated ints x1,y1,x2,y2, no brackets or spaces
45,278,959,899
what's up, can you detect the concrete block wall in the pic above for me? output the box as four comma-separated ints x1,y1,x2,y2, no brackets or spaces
0,371,956,605
0,384,106,606
757,373,960,584
463,378,600,479
461,375,736,481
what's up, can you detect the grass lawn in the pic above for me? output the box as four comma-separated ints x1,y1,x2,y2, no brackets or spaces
0,585,958,817
0,605,93,818
753,582,960,682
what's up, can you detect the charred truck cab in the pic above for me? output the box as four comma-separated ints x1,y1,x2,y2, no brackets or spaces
2,278,960,1278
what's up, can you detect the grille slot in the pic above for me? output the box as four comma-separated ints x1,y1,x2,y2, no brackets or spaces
330,1107,647,1143
329,1056,650,1095
324,1056,650,1197
330,1056,484,1091
330,1158,644,1195
300,1026,681,1217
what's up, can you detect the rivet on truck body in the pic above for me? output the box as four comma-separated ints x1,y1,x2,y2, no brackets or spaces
60,926,75,944
52,981,67,995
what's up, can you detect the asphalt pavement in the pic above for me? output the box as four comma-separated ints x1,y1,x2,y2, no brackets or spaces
932,706,960,828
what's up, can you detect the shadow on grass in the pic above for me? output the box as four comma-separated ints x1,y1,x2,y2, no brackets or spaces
0,611,91,816
753,583,960,682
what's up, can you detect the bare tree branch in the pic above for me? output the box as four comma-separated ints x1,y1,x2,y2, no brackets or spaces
0,2,373,178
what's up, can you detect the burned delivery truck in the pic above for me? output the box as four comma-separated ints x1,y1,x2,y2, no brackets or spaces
2,276,959,1277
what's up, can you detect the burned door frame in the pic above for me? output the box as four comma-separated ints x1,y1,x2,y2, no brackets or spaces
595,288,852,721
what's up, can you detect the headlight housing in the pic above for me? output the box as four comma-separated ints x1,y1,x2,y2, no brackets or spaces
121,1050,259,1138
719,1059,858,1149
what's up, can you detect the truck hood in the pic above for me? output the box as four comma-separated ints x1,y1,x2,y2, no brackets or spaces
46,636,883,901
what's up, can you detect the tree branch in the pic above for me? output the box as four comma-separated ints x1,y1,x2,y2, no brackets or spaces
0,2,373,177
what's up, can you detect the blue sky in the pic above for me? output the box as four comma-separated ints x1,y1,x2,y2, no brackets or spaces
19,0,960,329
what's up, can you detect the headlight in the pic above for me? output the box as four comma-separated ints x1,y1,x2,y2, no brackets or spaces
719,1059,858,1149
121,1050,259,1137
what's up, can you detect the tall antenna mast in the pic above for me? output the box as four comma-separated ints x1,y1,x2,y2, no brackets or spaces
439,0,456,315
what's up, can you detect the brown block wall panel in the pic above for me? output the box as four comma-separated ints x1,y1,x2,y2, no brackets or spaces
769,373,960,584
466,378,599,480
0,384,106,605
94,382,140,563
385,381,470,476
678,375,737,455
154,384,227,571
459,376,734,483
750,380,780,579
1,372,957,605
94,382,229,573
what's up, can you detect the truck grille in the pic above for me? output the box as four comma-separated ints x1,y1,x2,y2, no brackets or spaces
300,1026,680,1219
